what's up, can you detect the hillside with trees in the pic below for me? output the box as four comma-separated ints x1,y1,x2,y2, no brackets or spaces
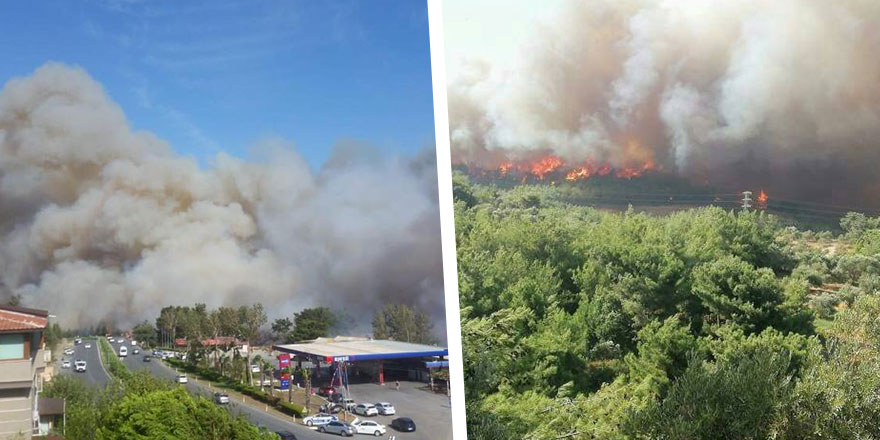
454,173,880,440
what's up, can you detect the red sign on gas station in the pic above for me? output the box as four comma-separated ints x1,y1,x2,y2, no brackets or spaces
277,353,290,368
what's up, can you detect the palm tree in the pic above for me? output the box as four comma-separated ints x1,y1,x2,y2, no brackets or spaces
219,353,230,378
262,359,274,396
303,368,312,414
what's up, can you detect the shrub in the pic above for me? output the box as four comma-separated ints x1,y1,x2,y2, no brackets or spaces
278,401,307,418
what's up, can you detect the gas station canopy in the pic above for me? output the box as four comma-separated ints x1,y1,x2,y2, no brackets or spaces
273,336,448,362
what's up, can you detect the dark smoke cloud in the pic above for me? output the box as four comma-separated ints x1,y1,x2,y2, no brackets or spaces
448,0,880,207
0,63,445,338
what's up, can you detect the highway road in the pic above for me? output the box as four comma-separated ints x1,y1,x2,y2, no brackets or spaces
56,339,110,388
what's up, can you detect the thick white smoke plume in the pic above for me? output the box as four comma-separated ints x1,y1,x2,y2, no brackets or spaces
0,63,444,336
449,0,880,205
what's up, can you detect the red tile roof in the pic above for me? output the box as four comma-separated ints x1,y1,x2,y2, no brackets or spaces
0,306,49,331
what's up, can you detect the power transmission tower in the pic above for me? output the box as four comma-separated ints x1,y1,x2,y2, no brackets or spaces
741,191,752,210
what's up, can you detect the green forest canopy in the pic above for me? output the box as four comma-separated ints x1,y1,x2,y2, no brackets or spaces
454,174,880,440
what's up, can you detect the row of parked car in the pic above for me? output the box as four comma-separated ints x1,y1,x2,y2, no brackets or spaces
306,387,417,436
304,414,416,436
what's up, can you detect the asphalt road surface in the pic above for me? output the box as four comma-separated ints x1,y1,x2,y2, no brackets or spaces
56,340,110,388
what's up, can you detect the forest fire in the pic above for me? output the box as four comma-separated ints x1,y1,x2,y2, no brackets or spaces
480,155,657,183
529,156,564,179
757,190,769,209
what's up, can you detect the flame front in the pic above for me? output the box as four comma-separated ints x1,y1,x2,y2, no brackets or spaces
491,155,656,182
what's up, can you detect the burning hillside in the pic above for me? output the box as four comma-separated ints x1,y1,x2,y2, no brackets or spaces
447,0,880,208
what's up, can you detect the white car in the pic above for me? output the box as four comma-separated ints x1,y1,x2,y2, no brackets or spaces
353,403,378,417
303,412,338,427
177,374,188,384
251,364,260,373
131,340,137,346
352,419,387,436
63,348,74,355
84,343,92,349
61,360,71,369
108,337,115,343
374,402,395,415
74,360,87,372
342,398,356,411
119,346,128,357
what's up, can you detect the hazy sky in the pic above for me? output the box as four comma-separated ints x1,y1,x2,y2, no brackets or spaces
0,0,436,169
442,0,563,78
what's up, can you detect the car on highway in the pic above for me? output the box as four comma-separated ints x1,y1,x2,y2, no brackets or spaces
108,337,115,343
303,413,338,427
390,417,416,432
353,403,378,417
177,374,188,384
374,402,395,415
143,355,152,362
274,431,298,440
84,343,92,349
352,419,386,436
74,337,82,344
61,360,71,369
317,386,338,397
213,392,229,404
133,348,140,355
118,346,128,357
74,360,87,372
63,348,74,355
318,421,355,436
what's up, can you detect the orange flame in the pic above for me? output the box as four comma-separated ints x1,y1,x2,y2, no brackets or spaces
757,189,768,204
490,155,656,182
530,155,564,179
565,167,592,181
614,160,655,179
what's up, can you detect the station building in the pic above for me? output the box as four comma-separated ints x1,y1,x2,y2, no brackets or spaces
272,336,448,390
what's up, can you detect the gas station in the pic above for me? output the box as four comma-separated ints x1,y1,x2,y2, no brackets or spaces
272,337,449,392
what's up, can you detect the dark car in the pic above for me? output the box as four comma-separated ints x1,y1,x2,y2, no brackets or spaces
143,355,152,362
317,386,337,397
275,431,297,440
390,417,416,432
320,403,344,414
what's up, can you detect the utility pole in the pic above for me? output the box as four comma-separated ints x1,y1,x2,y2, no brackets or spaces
741,191,752,210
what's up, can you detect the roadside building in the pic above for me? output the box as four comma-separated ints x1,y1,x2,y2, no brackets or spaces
37,398,64,436
273,336,448,390
0,305,49,439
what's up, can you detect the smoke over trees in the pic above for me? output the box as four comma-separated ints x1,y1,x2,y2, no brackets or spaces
448,0,880,207
0,63,445,337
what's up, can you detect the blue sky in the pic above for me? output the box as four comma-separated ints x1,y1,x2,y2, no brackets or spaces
0,0,436,169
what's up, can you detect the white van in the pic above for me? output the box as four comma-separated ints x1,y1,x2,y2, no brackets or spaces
119,346,128,357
